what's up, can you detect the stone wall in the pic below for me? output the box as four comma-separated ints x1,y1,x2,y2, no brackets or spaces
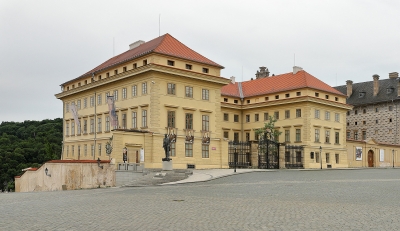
15,160,115,193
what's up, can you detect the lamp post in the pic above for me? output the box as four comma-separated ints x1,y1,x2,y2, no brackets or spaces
393,149,395,169
320,146,322,170
234,147,237,173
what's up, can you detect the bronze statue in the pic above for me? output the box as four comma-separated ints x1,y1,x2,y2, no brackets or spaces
163,134,171,160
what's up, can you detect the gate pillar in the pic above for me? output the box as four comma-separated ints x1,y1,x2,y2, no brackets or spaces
279,145,286,169
250,141,258,169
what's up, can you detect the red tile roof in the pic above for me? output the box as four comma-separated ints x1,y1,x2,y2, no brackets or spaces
78,33,223,79
221,70,345,97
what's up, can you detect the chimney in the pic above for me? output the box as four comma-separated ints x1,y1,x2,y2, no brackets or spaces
373,74,379,96
293,66,303,74
129,40,145,50
230,76,235,84
346,80,353,97
389,72,399,79
255,66,270,79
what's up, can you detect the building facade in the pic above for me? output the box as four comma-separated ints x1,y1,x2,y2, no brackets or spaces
56,34,353,169
334,72,400,145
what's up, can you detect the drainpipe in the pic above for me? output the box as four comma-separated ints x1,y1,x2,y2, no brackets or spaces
92,73,97,160
238,82,244,141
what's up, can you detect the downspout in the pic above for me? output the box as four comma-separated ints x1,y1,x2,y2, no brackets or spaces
61,85,65,160
92,73,97,160
238,82,244,140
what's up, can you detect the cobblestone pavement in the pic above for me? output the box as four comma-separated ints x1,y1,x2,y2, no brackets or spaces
2,169,400,230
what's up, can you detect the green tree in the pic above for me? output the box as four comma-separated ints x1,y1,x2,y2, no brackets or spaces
255,116,282,141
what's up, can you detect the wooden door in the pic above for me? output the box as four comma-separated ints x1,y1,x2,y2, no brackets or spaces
368,150,374,167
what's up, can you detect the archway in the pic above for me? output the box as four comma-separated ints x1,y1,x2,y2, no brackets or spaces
368,150,374,167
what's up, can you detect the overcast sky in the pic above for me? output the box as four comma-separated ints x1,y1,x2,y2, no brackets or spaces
1,0,399,122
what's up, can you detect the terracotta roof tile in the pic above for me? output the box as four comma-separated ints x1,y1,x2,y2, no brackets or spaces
221,70,344,97
78,34,223,79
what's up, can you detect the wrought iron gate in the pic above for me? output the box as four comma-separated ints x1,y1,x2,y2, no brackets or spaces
228,141,251,168
258,132,280,169
285,145,304,169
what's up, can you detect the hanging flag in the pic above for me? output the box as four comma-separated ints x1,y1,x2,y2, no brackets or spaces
70,103,81,132
107,96,117,128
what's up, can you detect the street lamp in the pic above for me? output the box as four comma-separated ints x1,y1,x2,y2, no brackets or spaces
234,147,237,173
393,149,395,169
320,146,322,170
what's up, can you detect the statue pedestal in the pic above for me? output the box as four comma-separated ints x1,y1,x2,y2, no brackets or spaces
162,159,173,171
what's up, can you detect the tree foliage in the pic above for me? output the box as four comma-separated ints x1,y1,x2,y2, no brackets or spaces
0,118,62,191
255,116,282,141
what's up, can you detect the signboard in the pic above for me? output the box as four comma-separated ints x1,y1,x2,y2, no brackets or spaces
212,147,216,150
355,147,362,161
380,149,384,162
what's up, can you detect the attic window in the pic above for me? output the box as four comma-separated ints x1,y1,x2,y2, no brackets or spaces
133,63,137,69
359,92,366,98
325,95,329,99
143,59,148,65
296,92,301,96
123,66,127,72
202,68,209,73
106,73,110,78
265,97,269,101
234,100,238,104
285,93,290,98
315,92,319,97
224,98,228,102
387,87,394,94
247,100,250,103
275,95,279,99
167,60,175,66
114,70,118,75
335,97,338,101
186,64,192,70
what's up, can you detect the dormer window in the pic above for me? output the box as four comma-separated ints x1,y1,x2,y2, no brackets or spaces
359,91,366,98
387,87,394,94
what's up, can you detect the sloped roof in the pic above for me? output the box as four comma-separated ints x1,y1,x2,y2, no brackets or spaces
334,78,400,106
78,33,223,79
221,70,344,97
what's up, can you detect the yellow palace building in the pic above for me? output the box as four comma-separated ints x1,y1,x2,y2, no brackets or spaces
55,34,352,169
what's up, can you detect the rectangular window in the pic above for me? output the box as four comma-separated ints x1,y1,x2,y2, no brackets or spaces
170,143,176,157
133,63,137,69
185,113,193,129
90,119,94,133
325,130,330,143
285,110,290,119
113,90,118,101
316,152,320,163
335,132,339,144
84,144,87,157
296,109,301,118
264,113,269,121
132,112,137,128
72,145,74,157
66,103,70,112
362,131,366,140
234,114,239,122
122,113,127,129
143,59,148,65
77,100,81,110
142,110,147,127
315,129,320,142
71,121,75,135
202,68,209,73
83,120,87,133
91,145,95,156
202,145,209,158
274,111,279,120
114,114,119,129
122,88,127,99
106,72,109,78
335,113,340,122
346,131,350,139
389,106,393,111
326,153,330,163
335,154,339,164
123,66,127,72
245,132,250,142
186,64,192,70
202,89,209,100
66,146,69,157
296,92,301,96
246,115,250,122
354,131,358,140
255,132,259,141
255,114,259,122
234,132,239,143
185,86,193,98
114,70,118,75
90,97,94,107
83,98,87,108
285,93,290,98
315,109,320,119
224,131,229,139
285,130,290,142
98,144,101,156
105,116,110,132
97,117,102,132
285,151,290,162
296,151,301,163
142,82,147,95
223,113,229,121
202,115,209,131
185,143,193,157
132,85,137,96
325,111,330,120
168,111,175,128
97,94,102,105
167,83,176,95
296,129,301,142
167,60,175,66
105,92,110,102
66,122,69,136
